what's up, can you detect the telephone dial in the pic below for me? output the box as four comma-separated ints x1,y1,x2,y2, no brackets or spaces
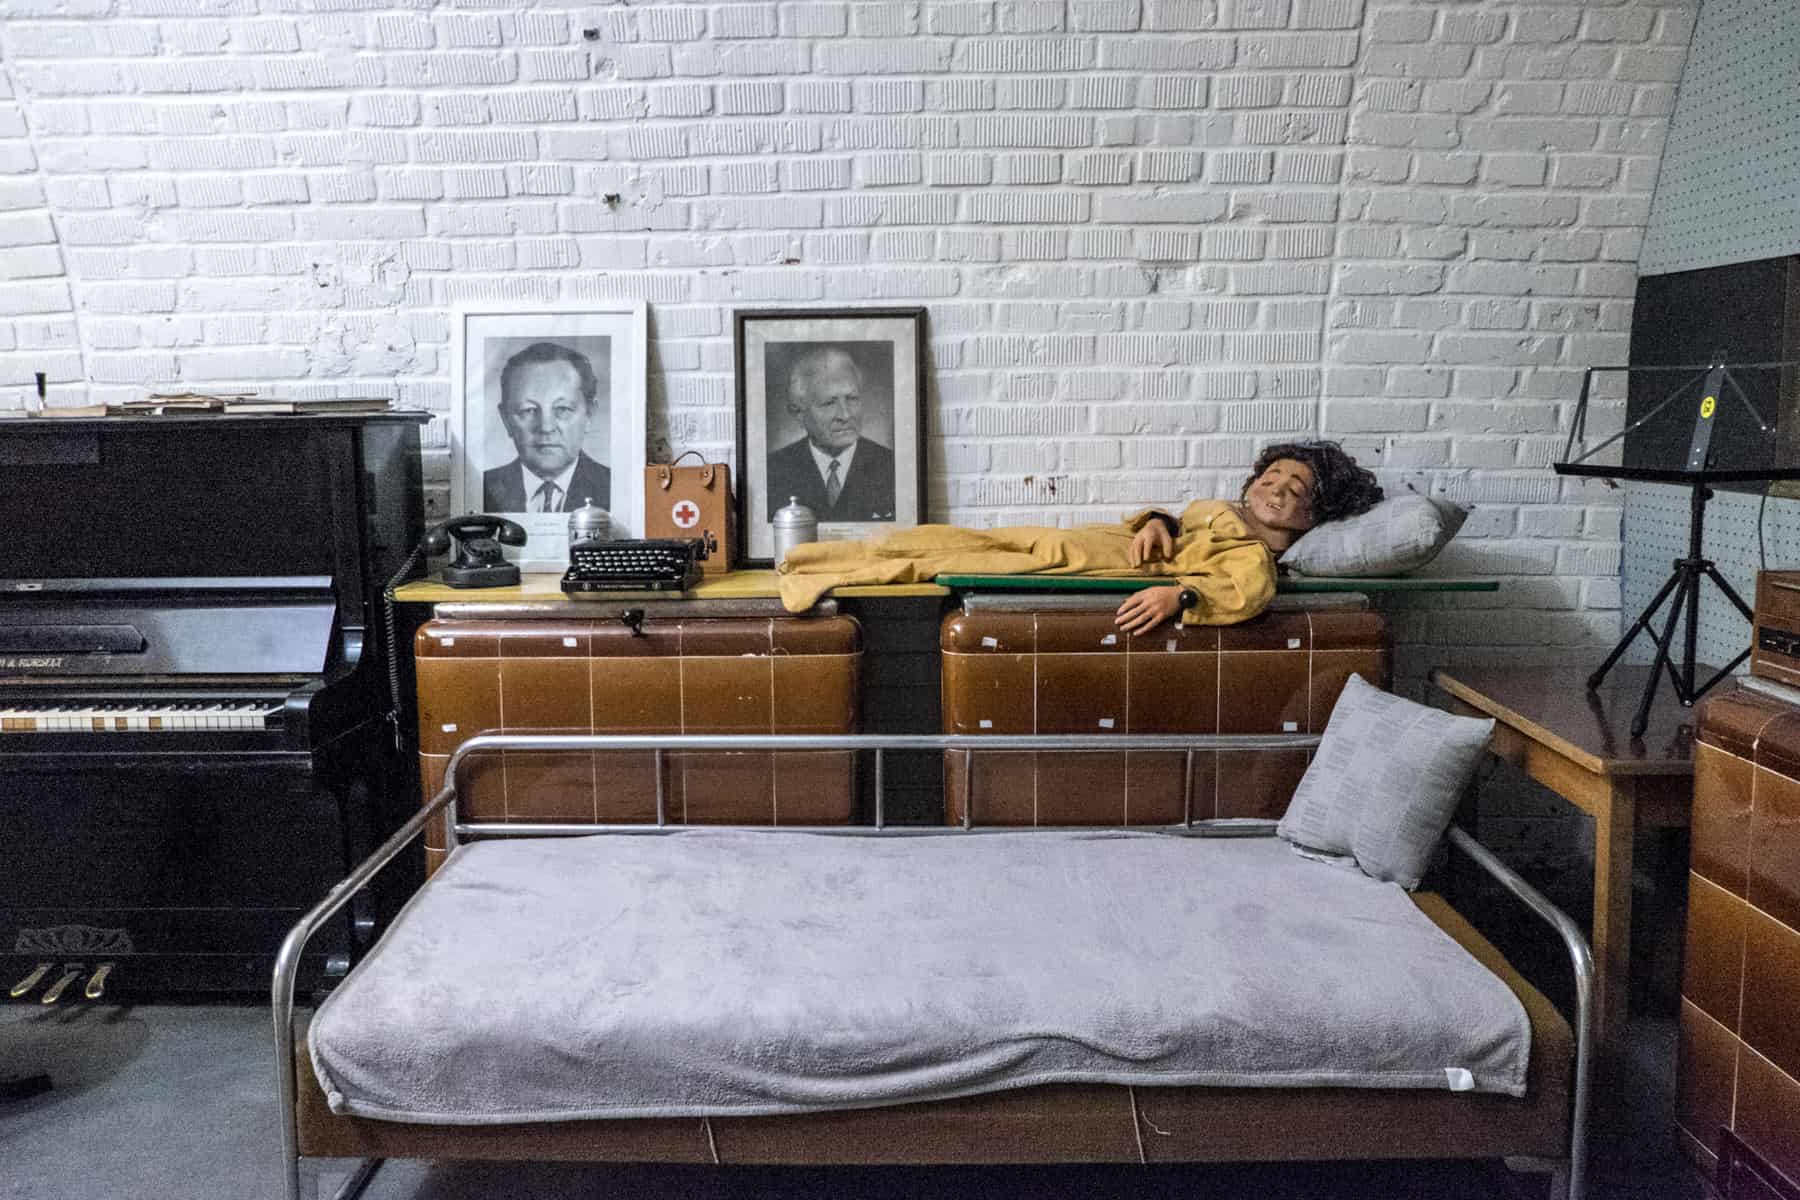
425,515,528,589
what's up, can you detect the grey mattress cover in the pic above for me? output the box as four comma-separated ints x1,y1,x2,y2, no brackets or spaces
309,830,1531,1125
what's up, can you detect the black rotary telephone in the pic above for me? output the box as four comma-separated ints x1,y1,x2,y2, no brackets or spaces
377,514,528,753
424,514,528,589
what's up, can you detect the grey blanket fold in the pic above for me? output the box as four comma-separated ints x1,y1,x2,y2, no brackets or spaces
309,830,1530,1125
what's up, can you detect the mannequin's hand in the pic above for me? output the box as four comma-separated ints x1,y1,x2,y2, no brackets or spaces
1129,522,1174,566
1114,586,1184,637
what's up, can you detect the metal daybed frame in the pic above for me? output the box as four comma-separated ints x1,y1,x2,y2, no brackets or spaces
273,732,1595,1200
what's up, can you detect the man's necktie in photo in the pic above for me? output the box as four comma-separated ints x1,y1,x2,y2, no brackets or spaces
826,460,842,508
534,481,562,513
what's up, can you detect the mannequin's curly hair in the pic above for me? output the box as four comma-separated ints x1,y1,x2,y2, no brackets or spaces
1242,441,1383,525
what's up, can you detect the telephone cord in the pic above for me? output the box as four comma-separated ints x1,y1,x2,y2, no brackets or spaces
382,541,427,752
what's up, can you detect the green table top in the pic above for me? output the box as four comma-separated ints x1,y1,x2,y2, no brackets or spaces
934,574,1500,594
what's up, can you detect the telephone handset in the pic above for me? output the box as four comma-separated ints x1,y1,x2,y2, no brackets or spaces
425,514,528,589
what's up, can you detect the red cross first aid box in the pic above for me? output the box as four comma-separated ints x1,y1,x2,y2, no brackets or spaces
644,454,736,573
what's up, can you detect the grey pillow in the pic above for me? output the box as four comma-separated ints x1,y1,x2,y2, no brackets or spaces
1277,674,1494,888
1280,493,1470,577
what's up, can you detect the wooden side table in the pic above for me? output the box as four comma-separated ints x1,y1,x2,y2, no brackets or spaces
1429,666,1697,1055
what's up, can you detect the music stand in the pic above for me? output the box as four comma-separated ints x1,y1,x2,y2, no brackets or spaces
1557,360,1800,737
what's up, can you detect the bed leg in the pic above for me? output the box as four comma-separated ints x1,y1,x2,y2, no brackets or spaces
308,1157,384,1200
1504,1155,1571,1200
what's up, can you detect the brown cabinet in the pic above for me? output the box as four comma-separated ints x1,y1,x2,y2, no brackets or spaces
939,604,1390,826
1682,684,1800,1190
415,615,862,872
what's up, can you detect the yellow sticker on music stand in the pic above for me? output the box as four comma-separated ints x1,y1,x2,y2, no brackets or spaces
1701,395,1716,418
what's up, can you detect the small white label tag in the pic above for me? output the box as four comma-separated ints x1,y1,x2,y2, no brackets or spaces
1287,637,1301,649
1101,634,1117,646
1444,1067,1474,1092
981,636,998,648
1098,718,1115,729
1282,721,1298,732
563,636,577,648
979,719,993,729
439,637,455,646
441,723,457,733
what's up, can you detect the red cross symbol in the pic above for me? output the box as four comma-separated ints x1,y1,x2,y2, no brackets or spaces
671,500,700,529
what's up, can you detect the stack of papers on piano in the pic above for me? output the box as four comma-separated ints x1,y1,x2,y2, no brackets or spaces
116,392,248,414
222,396,393,415
93,393,395,416
31,403,110,418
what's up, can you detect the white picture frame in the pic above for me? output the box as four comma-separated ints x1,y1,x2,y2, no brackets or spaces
450,302,647,571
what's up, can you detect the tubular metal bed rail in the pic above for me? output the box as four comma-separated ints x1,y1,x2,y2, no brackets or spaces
436,731,1320,847
272,732,1594,1200
1447,825,1596,1200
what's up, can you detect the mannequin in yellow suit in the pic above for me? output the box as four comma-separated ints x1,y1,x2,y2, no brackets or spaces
777,441,1384,632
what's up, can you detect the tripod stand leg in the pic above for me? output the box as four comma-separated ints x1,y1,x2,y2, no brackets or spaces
1704,562,1756,621
1686,564,1759,703
1589,569,1683,691
1634,568,1693,738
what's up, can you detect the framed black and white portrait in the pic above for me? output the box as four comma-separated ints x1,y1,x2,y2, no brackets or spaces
450,302,647,570
735,308,926,564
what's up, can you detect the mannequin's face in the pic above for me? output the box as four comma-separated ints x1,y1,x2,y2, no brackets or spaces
1243,458,1317,534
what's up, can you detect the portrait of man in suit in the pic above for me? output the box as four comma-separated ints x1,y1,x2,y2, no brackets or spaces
482,340,611,514
764,345,896,523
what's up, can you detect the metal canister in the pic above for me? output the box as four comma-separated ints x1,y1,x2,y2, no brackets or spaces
771,496,818,564
567,496,611,546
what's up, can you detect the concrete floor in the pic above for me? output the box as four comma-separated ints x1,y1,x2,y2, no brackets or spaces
1,1003,1700,1200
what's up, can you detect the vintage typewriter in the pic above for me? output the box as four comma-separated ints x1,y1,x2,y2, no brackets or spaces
561,538,706,595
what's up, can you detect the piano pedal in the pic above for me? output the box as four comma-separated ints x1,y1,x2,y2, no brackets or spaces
84,963,113,1001
40,964,82,1005
9,962,52,999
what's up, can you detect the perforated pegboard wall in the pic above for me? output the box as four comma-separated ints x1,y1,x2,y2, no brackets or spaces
1639,0,1800,275
1621,482,1800,668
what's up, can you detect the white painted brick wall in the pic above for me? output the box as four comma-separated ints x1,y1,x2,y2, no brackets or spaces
0,0,1698,671
0,52,77,403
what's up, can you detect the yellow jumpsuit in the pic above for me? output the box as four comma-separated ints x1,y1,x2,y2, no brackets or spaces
775,499,1277,625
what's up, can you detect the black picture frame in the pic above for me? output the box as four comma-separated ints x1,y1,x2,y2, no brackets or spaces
733,307,928,566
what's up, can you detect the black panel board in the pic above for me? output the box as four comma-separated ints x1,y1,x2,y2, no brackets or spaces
839,595,950,825
1625,255,1800,491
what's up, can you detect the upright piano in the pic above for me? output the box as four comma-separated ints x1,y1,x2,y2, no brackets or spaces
0,413,428,1002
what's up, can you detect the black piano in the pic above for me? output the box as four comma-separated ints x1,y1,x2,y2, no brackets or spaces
0,413,429,1002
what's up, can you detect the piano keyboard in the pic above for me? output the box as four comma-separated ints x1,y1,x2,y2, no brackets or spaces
0,700,282,733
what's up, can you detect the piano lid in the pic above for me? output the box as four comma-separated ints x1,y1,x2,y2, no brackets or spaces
0,577,336,678
2,576,334,595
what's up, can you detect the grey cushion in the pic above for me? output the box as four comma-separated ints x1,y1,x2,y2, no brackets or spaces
1281,493,1470,577
1278,674,1495,889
